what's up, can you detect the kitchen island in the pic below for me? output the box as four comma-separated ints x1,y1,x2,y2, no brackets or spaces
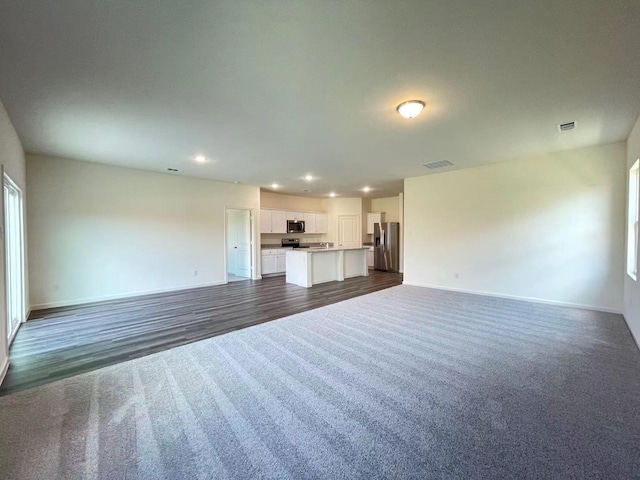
286,247,369,288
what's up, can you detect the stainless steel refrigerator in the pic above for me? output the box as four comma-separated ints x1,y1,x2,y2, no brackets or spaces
374,222,400,272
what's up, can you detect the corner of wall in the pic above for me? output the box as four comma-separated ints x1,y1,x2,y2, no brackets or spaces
623,112,640,347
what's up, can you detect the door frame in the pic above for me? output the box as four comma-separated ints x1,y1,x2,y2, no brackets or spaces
337,214,362,248
224,207,258,283
3,172,26,346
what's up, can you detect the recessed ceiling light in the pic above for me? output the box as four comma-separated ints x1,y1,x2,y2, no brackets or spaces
304,174,313,181
329,192,336,197
233,181,240,184
194,155,207,163
271,183,279,189
363,186,371,193
396,100,425,119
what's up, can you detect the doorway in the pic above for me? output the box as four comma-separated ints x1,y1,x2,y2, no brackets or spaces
3,173,26,343
337,215,360,248
226,208,252,282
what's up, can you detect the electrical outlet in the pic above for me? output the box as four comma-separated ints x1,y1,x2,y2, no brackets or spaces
453,273,459,279
193,270,198,277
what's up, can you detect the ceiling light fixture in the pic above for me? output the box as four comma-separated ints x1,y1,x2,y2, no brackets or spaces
363,186,371,193
271,183,279,189
396,100,425,119
304,174,313,181
329,192,336,197
194,155,207,163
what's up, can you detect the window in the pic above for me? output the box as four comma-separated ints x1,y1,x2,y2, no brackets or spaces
628,160,640,280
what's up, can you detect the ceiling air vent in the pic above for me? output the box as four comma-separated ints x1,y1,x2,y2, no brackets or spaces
422,160,454,170
557,121,576,132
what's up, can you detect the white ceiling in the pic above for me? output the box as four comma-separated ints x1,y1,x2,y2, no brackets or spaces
1,1,639,198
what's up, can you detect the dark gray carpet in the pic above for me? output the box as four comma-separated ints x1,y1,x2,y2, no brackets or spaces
0,285,638,479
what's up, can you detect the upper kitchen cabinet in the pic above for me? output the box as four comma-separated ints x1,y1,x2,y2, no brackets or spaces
366,212,385,234
303,213,316,234
271,210,287,233
302,212,327,234
260,209,287,233
260,209,272,233
261,209,327,234
315,213,327,234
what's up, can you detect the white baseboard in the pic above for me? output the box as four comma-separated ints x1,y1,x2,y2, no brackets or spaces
30,280,229,311
0,356,9,387
401,281,623,314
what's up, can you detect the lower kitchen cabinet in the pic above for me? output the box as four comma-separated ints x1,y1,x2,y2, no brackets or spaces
261,249,287,275
261,254,277,274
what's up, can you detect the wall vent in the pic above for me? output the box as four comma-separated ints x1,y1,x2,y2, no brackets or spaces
557,121,576,132
422,160,454,170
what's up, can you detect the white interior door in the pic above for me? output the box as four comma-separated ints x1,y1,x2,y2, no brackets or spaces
227,208,252,279
3,173,25,342
227,210,238,275
338,215,360,248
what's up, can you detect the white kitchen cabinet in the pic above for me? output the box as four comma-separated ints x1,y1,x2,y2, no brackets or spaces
262,210,327,235
367,247,374,268
260,209,287,233
260,209,272,233
271,210,287,233
303,213,316,234
367,212,385,234
261,253,277,274
262,248,286,275
315,213,327,234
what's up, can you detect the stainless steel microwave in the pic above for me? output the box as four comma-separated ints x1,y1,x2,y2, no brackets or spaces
287,220,305,233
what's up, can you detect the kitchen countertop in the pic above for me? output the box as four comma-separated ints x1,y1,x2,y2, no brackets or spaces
261,243,334,250
286,247,370,253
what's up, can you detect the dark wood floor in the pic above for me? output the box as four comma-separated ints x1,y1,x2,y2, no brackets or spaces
0,271,402,396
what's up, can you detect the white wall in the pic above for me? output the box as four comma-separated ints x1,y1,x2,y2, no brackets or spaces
27,155,260,308
371,196,400,222
624,114,640,344
404,142,626,312
0,98,27,384
260,191,326,211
